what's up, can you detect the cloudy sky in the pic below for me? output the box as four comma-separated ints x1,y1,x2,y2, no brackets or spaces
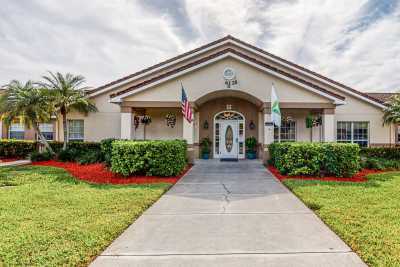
0,0,399,92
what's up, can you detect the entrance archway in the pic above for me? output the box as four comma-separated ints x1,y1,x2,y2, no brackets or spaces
214,110,245,159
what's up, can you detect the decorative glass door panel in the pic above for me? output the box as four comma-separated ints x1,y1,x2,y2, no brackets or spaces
225,125,233,152
219,121,238,158
214,111,245,159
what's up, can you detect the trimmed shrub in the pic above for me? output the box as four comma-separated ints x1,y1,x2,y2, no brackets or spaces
29,151,53,162
100,138,117,166
323,143,361,177
49,141,101,154
361,157,400,170
77,150,103,165
57,148,79,162
360,147,400,160
268,142,360,177
0,139,37,158
51,141,102,163
111,140,187,177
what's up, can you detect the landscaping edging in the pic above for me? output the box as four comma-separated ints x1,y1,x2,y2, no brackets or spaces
31,160,191,185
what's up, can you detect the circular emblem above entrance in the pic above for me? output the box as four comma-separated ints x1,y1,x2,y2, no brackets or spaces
223,67,236,80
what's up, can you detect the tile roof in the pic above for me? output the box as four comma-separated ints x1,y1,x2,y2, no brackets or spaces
365,93,396,103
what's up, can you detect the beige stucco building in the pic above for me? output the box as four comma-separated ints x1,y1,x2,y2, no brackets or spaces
1,36,397,161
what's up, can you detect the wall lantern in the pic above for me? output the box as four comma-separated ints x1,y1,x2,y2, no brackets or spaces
249,120,256,130
203,120,209,129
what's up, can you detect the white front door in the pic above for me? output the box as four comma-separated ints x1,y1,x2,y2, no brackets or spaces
220,120,238,159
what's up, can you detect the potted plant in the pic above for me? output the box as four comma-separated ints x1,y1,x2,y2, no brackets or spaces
245,136,257,159
200,137,212,159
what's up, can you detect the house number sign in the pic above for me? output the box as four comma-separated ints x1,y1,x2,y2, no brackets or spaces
223,67,238,89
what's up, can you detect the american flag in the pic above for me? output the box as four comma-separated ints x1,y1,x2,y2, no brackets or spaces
181,84,193,123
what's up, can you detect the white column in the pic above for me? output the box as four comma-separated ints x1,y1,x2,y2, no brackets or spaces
194,111,200,144
264,112,274,145
183,109,195,163
263,110,274,162
322,109,335,142
183,114,194,145
120,108,134,140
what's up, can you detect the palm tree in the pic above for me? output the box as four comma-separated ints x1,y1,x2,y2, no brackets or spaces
0,80,54,153
383,94,400,125
39,72,98,150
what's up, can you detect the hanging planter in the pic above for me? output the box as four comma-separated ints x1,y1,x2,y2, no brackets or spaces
134,116,140,129
165,112,177,128
141,115,152,125
306,115,322,128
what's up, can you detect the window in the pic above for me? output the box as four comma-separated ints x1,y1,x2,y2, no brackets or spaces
215,123,220,154
39,123,54,141
274,121,296,142
9,122,24,140
68,120,84,141
337,121,369,147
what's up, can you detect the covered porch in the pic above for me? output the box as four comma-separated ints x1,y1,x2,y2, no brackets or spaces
118,91,336,163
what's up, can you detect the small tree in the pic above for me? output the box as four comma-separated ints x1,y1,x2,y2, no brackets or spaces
39,72,98,150
383,94,400,125
0,80,54,154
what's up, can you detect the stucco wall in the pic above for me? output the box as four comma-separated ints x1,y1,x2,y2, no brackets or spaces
335,96,393,145
58,93,121,142
142,108,183,140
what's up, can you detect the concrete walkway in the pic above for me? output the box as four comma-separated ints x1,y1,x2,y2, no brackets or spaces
91,160,365,267
0,160,31,167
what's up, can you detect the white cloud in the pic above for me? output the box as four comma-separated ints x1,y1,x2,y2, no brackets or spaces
0,0,399,92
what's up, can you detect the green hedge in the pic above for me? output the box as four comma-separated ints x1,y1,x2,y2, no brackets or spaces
360,147,400,160
361,157,400,170
0,139,37,158
268,142,360,177
48,141,101,154
111,140,187,177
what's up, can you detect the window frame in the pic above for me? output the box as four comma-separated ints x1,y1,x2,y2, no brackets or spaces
274,120,296,142
8,121,25,140
336,121,369,147
38,123,54,141
67,120,84,141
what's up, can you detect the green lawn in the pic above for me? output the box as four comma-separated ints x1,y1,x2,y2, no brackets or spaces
284,172,400,267
0,165,171,266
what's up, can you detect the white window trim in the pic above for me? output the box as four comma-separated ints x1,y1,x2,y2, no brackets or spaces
67,120,84,141
274,120,297,142
8,123,25,139
38,123,54,141
337,121,369,146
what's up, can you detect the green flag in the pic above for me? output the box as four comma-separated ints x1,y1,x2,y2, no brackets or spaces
271,84,281,127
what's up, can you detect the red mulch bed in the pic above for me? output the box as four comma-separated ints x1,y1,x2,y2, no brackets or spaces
0,158,23,163
268,166,384,183
31,160,191,185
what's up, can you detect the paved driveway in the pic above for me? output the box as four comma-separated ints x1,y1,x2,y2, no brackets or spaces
91,160,365,267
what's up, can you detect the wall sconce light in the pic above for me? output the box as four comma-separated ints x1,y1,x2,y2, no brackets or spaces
249,120,256,130
203,120,209,129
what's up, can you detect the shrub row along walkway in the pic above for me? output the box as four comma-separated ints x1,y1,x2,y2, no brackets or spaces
91,160,365,267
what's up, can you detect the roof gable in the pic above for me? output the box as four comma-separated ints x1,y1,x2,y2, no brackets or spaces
110,48,345,104
90,35,385,109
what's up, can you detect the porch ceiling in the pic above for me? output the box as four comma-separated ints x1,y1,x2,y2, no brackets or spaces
195,90,264,108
